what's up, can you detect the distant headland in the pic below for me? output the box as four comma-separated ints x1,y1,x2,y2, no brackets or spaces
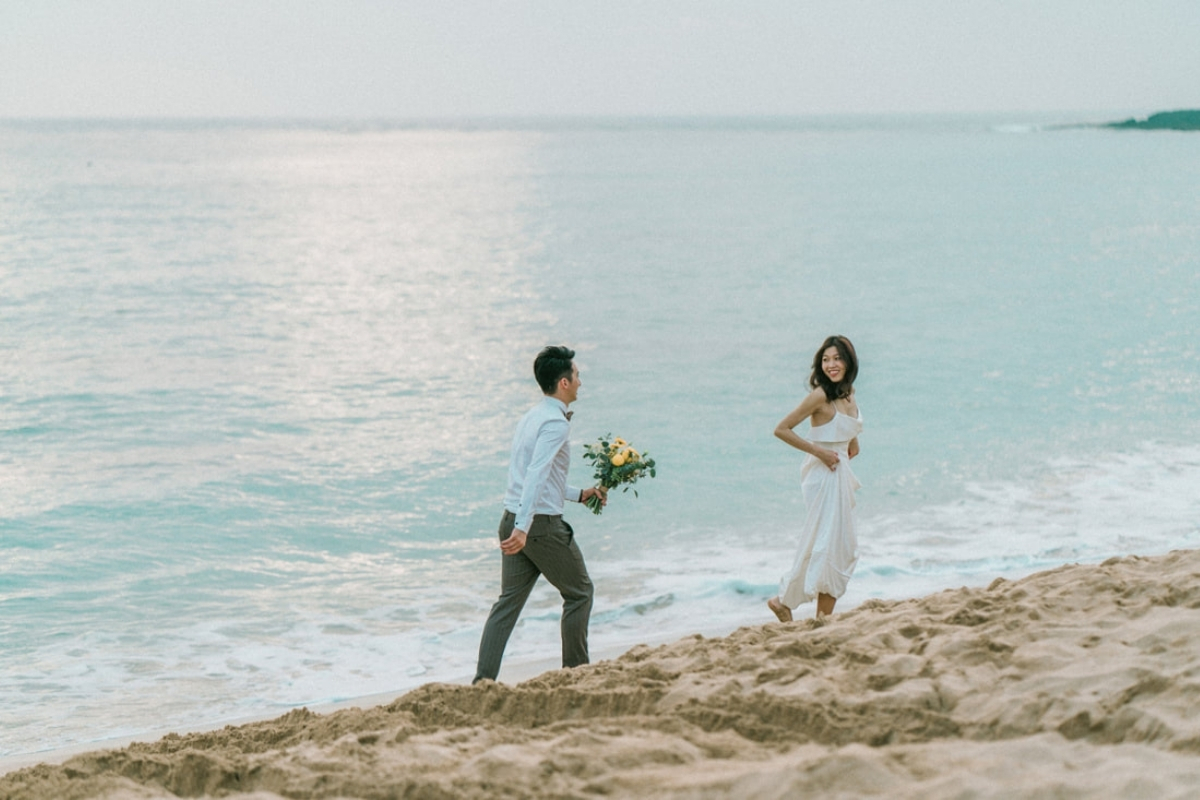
1105,110,1200,131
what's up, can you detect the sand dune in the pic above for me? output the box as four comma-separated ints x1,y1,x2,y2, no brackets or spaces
5,549,1200,799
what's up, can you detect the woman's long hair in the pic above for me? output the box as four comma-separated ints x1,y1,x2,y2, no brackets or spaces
809,335,858,401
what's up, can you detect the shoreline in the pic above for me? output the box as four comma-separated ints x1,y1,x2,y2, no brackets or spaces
0,627,713,776
6,549,1200,797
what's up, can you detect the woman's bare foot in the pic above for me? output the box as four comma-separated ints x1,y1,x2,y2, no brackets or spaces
767,597,793,623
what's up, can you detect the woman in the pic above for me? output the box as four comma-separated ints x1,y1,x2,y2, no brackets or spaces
768,335,862,623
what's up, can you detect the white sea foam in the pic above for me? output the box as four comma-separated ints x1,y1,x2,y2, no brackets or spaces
857,443,1200,597
483,443,1200,688
7,453,1200,758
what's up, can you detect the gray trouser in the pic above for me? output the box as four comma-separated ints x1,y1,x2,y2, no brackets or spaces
474,510,593,683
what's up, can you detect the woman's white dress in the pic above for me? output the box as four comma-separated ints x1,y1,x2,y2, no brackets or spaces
779,409,863,608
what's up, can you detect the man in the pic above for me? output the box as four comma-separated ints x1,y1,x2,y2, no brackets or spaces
473,345,606,684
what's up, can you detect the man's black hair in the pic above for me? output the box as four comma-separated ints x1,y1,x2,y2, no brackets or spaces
534,346,575,394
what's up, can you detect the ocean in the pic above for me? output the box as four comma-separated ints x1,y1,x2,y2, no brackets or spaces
2,114,1198,760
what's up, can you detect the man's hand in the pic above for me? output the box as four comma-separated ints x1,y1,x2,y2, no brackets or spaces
500,528,528,555
581,486,608,508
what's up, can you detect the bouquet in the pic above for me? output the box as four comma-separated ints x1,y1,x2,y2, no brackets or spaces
582,435,657,515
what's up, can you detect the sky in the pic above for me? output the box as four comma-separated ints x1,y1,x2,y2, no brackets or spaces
2,1,1197,119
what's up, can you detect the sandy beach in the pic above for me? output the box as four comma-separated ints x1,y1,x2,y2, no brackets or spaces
5,549,1200,799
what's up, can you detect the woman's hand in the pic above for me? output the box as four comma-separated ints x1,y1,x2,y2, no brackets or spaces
817,447,840,471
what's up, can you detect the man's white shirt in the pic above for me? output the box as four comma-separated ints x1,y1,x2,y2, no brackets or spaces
504,397,582,533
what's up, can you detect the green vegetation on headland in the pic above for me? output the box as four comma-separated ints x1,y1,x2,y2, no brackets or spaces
1106,110,1200,131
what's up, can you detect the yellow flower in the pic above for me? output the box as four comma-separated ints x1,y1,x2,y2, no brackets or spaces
611,453,626,467
614,438,627,447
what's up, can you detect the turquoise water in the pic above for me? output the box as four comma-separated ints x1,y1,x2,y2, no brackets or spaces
2,115,1199,758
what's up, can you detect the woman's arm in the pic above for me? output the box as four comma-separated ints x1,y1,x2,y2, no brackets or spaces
774,389,840,470
848,437,859,459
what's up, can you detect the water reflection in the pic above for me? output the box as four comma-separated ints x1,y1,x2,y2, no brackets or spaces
0,124,563,754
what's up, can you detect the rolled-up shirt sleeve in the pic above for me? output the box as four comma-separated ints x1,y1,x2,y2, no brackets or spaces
514,417,570,533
